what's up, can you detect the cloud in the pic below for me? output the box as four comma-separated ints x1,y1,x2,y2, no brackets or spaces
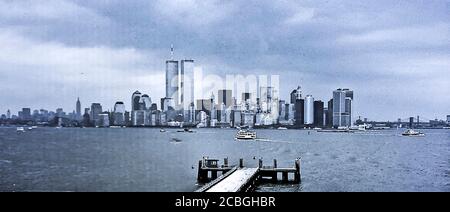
283,7,315,25
0,29,165,113
152,0,236,27
336,24,450,47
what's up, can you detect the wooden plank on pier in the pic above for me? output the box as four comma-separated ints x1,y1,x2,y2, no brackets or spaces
206,168,259,192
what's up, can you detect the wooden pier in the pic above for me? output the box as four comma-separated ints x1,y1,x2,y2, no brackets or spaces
196,157,301,192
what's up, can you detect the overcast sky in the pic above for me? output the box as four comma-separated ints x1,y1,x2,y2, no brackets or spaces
0,0,449,121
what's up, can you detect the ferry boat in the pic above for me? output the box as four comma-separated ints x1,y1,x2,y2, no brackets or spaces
16,127,25,132
235,129,257,140
402,129,425,137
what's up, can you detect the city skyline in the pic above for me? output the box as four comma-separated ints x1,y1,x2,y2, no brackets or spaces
0,1,449,120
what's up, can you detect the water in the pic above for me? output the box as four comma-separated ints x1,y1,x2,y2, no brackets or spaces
0,127,449,192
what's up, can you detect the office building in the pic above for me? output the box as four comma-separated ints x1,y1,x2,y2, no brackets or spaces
218,90,233,108
290,86,302,104
314,100,324,127
181,59,195,110
294,99,305,127
76,97,81,120
332,88,353,127
166,60,179,105
304,95,314,125
90,103,103,125
132,91,142,111
141,94,152,110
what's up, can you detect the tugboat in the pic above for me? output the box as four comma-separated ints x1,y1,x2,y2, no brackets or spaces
235,129,257,140
402,129,425,137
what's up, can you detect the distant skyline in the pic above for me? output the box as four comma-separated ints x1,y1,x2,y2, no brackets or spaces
0,0,449,121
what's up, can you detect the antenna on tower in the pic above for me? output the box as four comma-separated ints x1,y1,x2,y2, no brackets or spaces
170,44,174,60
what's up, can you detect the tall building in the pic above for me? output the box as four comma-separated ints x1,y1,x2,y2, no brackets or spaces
196,99,213,116
314,100,324,127
242,92,252,104
447,115,450,124
113,102,125,126
294,99,305,127
141,94,152,110
6,109,11,119
326,99,333,127
304,95,314,125
218,90,233,108
332,88,353,127
131,91,142,111
290,86,302,104
76,97,81,120
161,97,175,111
166,60,179,105
90,103,103,125
181,59,195,111
21,108,31,120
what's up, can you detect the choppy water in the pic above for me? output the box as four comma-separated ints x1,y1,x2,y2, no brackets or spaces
0,127,449,192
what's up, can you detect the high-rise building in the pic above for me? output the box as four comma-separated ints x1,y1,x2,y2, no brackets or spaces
21,108,31,120
294,99,305,127
304,95,314,125
196,99,213,116
314,100,324,127
242,92,252,104
76,97,81,120
113,102,125,126
132,91,142,111
181,59,194,111
161,97,175,111
90,103,103,125
332,88,353,127
6,109,11,119
447,115,450,124
290,86,302,104
166,60,179,105
218,90,232,108
141,94,152,110
326,99,333,127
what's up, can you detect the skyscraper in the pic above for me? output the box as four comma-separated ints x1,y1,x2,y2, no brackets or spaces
132,91,142,111
314,100,324,127
113,101,125,126
90,103,103,125
290,86,302,104
181,59,194,110
166,60,179,105
304,95,314,125
218,90,232,108
76,97,81,120
294,99,305,127
6,109,11,119
141,94,152,110
332,88,353,127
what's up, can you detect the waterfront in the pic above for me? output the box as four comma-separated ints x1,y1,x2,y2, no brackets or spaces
0,127,449,192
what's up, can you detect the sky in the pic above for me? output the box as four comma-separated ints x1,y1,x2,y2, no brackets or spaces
0,0,449,121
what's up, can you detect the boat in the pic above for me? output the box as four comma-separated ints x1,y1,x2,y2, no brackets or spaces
277,127,288,130
177,128,195,133
235,129,257,140
402,129,425,137
171,138,182,142
16,127,25,132
160,128,166,132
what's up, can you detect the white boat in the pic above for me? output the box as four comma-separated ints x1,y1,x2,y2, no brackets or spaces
402,129,425,137
16,127,25,132
235,130,257,140
277,127,288,130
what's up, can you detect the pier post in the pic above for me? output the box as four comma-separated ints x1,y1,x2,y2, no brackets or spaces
239,158,244,168
258,158,263,168
294,158,301,183
273,159,277,168
197,160,205,182
224,157,228,167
